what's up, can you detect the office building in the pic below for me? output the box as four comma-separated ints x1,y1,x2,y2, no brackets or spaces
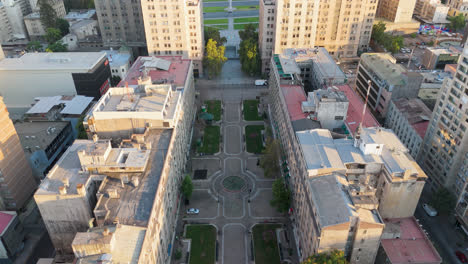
15,121,74,179
375,217,442,264
355,53,423,118
418,45,468,195
35,56,195,262
94,0,146,54
385,98,432,158
281,48,346,91
414,0,450,24
421,47,461,70
376,0,417,23
259,0,378,73
0,97,37,210
0,52,110,114
141,0,204,77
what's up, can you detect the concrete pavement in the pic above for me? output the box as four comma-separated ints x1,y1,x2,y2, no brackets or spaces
203,0,258,7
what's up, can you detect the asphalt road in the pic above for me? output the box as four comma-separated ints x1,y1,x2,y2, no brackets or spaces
204,0,258,7
203,10,259,19
415,203,462,264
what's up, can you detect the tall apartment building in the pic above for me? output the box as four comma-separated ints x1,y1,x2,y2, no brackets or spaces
0,0,32,40
447,0,468,17
23,0,66,38
0,97,37,210
141,0,204,77
455,157,468,235
0,3,14,43
269,56,428,262
418,45,468,195
35,56,196,262
259,0,378,73
414,0,449,24
355,53,423,118
94,0,146,54
376,0,417,23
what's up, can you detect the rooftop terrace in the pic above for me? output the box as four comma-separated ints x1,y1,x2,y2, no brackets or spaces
283,48,346,80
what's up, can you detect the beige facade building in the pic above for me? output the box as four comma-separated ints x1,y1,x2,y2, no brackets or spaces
414,0,449,23
0,97,37,210
269,56,428,262
23,0,66,38
376,0,417,23
35,56,195,262
447,0,468,18
94,0,146,51
418,45,468,196
141,0,204,76
259,0,378,73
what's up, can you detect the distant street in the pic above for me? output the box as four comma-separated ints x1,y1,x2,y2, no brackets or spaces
203,0,259,7
204,10,259,19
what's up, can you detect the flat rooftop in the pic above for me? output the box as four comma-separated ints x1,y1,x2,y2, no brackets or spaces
65,9,96,20
94,129,171,227
280,85,308,121
119,56,190,87
283,48,346,80
381,217,441,264
101,49,131,67
15,121,70,151
337,85,380,135
0,52,106,71
70,19,96,30
360,53,407,86
296,128,424,178
392,98,431,138
26,95,93,115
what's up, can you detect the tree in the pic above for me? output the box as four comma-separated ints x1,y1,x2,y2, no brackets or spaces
389,35,404,53
260,138,280,178
430,187,456,215
111,75,122,86
76,115,88,139
239,23,257,42
39,0,57,29
56,18,70,36
46,41,68,52
448,14,466,32
64,0,94,12
371,21,386,43
239,38,261,75
26,41,43,52
271,178,290,213
204,27,226,47
302,250,348,264
181,175,193,200
203,39,227,78
45,28,62,44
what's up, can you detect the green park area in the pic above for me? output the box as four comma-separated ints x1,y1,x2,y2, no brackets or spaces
198,125,220,154
205,100,222,121
245,125,265,153
243,100,262,121
252,224,282,264
186,225,217,264
204,19,229,24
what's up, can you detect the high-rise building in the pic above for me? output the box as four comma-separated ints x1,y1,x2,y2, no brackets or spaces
141,0,204,77
23,0,66,38
0,4,14,43
0,96,37,210
0,0,32,40
376,0,417,23
447,0,468,18
418,45,468,195
94,0,147,53
259,0,378,73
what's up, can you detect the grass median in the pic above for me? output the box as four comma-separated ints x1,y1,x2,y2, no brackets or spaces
204,18,228,24
234,23,258,30
234,17,259,23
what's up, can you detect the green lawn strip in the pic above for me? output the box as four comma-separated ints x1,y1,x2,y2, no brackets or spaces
203,0,225,2
235,5,259,11
234,23,259,30
245,125,265,154
204,19,228,24
205,100,222,121
252,224,282,264
234,17,259,23
198,125,220,154
205,24,228,30
243,99,262,121
203,6,226,12
186,225,217,264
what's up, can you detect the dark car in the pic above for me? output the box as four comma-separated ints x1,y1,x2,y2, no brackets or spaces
456,251,467,263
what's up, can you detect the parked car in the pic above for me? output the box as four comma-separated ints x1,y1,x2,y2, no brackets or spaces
456,251,467,263
186,208,200,214
422,203,438,216
255,80,268,86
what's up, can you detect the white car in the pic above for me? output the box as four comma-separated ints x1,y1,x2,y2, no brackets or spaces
255,80,267,86
422,203,437,217
186,208,200,214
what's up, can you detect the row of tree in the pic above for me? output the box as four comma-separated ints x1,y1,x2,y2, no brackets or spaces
239,24,261,76
371,22,404,54
26,0,70,52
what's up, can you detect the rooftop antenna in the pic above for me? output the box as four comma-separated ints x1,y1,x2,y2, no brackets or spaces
357,80,372,135
125,82,134,102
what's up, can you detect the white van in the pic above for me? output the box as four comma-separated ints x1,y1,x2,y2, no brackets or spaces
255,80,267,86
422,203,438,216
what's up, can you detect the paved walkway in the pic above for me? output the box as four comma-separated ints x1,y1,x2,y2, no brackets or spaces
173,68,299,263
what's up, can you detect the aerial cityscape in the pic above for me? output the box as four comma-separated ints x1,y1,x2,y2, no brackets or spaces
1,0,468,263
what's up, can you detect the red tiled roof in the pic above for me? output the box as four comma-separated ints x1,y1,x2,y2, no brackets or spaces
381,217,441,264
118,56,191,87
337,85,380,135
280,85,308,121
413,121,429,139
0,212,14,235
